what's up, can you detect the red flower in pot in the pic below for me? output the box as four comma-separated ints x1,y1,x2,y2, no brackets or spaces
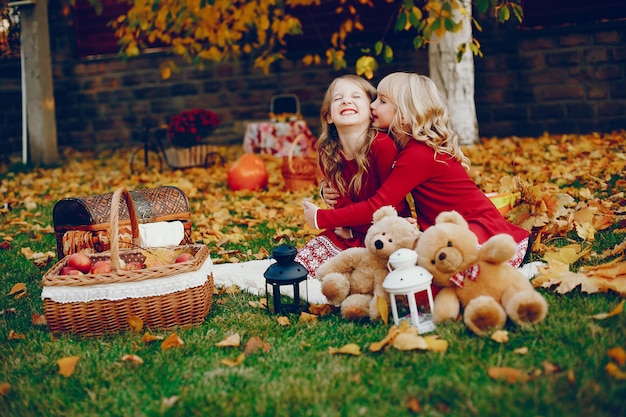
167,109,222,148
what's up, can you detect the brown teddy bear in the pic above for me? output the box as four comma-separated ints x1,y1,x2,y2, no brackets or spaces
316,206,421,321
415,210,548,336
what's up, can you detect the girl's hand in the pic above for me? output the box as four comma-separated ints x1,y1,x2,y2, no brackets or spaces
319,179,340,208
334,227,353,240
302,199,320,229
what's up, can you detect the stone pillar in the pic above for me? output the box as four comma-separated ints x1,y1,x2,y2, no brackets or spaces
16,0,59,165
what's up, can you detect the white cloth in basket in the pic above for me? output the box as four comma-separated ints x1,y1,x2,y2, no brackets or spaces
41,257,212,304
138,221,185,247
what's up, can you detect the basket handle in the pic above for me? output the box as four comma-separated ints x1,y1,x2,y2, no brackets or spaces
287,133,314,173
109,188,140,271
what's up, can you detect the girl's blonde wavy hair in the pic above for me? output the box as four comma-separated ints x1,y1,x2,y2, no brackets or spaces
378,72,470,170
317,74,379,198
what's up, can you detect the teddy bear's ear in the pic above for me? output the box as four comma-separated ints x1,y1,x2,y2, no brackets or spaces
372,206,397,223
435,210,468,227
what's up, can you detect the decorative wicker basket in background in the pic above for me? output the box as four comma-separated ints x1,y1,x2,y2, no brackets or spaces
42,188,213,337
281,134,318,192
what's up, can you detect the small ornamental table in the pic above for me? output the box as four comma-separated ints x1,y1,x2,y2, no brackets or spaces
243,120,316,157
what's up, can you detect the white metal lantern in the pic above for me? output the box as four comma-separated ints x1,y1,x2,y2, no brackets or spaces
383,248,436,333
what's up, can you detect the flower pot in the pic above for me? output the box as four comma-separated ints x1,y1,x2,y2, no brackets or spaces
165,144,219,168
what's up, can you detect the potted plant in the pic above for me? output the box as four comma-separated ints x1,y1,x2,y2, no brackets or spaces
165,109,222,167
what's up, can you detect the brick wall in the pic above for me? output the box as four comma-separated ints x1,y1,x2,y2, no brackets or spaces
1,3,625,158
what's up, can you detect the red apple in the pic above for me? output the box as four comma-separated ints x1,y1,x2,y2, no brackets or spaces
175,252,194,263
90,260,112,274
60,266,83,276
227,154,268,191
67,252,93,273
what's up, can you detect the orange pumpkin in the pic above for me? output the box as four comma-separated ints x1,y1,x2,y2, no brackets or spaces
227,154,269,191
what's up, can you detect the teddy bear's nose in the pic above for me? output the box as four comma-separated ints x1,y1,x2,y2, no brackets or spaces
438,252,447,261
375,240,384,250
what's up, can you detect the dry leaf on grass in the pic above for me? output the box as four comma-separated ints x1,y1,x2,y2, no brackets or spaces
491,330,509,343
57,356,80,377
277,316,291,326
0,382,10,396
221,353,246,367
127,315,144,332
392,333,428,351
308,303,333,316
487,366,532,383
161,333,184,350
608,347,626,366
7,283,26,297
142,332,164,343
244,336,271,355
590,300,624,320
216,333,241,347
328,343,362,356
299,312,318,323
376,296,389,326
514,347,529,355
31,314,47,326
121,354,144,365
8,330,25,340
605,362,626,380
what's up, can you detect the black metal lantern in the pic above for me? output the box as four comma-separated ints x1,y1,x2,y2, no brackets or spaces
263,244,309,314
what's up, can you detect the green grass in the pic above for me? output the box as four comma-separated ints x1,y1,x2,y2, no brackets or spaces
1,139,625,417
1,217,625,417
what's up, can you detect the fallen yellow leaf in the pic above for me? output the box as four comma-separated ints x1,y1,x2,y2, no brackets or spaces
277,316,291,326
161,333,184,350
513,346,529,355
57,356,80,377
491,330,509,343
423,336,449,353
7,283,26,297
121,354,144,365
376,296,389,326
127,315,144,332
369,325,402,352
605,362,626,380
142,332,164,343
220,353,246,367
608,346,626,366
487,366,532,383
8,330,25,340
392,333,428,351
31,314,47,326
216,333,241,347
590,300,624,320
308,303,333,316
244,336,271,355
299,312,318,323
328,343,362,356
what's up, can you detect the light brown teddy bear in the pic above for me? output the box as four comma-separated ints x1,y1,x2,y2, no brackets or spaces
316,206,421,321
415,210,548,336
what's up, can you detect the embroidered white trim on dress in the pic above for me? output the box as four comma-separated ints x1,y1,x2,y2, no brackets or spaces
41,257,213,304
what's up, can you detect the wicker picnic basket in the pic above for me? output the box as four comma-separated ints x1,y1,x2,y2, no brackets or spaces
281,134,318,192
41,188,213,337
53,185,193,258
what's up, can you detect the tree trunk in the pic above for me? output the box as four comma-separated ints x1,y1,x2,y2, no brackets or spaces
20,0,59,166
428,0,479,145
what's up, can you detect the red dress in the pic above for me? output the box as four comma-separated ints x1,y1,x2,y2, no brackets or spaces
315,139,530,278
296,131,411,278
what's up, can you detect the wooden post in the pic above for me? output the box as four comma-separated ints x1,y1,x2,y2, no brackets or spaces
14,0,59,165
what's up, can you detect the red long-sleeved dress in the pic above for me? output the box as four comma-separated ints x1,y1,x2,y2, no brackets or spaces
296,131,410,277
315,139,530,266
